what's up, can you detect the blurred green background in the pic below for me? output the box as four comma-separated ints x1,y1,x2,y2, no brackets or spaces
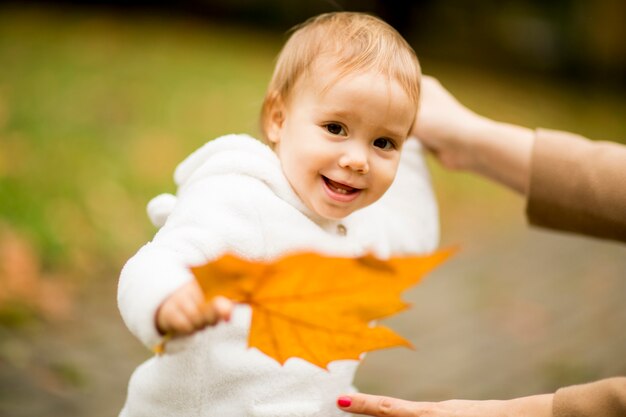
0,1,625,416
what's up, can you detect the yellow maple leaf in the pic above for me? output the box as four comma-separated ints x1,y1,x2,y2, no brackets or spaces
191,248,456,369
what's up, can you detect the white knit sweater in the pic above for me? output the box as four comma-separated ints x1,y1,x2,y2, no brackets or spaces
118,134,438,417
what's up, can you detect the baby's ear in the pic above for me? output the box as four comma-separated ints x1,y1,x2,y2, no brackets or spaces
266,93,286,145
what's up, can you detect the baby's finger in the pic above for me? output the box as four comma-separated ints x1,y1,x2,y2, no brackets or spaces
200,296,233,325
168,309,196,334
200,300,218,325
177,295,206,329
212,296,233,322
185,280,205,305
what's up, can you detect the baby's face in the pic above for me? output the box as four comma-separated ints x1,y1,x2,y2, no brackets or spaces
268,63,416,220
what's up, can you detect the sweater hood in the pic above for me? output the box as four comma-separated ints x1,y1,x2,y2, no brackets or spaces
147,134,310,227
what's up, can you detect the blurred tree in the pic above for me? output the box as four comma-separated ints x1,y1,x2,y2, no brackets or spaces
17,0,624,87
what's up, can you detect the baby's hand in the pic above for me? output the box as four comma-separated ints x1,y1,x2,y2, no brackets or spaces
156,280,233,336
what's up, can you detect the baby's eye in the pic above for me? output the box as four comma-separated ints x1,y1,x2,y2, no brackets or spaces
373,138,395,150
325,123,346,136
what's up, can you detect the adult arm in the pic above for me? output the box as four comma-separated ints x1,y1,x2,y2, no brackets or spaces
414,76,626,243
528,128,626,242
553,377,626,417
413,76,534,194
337,377,626,417
337,391,552,417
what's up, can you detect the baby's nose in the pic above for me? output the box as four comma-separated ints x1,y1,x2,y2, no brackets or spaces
338,146,369,174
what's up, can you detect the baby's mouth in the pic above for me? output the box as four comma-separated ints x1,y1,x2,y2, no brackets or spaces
322,176,360,195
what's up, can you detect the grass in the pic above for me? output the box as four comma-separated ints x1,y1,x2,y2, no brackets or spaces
0,5,280,276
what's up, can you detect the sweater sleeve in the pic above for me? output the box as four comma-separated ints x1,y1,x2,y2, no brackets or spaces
117,174,266,350
553,377,626,417
526,128,626,243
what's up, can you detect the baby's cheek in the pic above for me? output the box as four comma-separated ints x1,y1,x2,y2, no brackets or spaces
380,167,399,190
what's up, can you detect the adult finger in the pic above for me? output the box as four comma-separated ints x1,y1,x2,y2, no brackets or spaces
338,393,427,417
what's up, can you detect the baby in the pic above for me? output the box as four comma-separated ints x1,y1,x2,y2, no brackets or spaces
118,11,438,417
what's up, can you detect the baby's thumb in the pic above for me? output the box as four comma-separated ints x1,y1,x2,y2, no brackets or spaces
202,296,233,325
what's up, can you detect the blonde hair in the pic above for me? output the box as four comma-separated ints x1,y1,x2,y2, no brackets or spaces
260,12,421,143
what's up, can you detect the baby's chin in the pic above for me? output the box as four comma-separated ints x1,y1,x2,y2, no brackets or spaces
311,192,388,221
308,202,362,222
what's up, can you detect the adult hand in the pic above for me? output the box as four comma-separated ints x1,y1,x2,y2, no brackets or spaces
413,75,489,172
414,75,534,194
337,392,553,417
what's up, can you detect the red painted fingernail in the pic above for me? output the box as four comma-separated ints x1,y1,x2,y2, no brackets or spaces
337,396,352,408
